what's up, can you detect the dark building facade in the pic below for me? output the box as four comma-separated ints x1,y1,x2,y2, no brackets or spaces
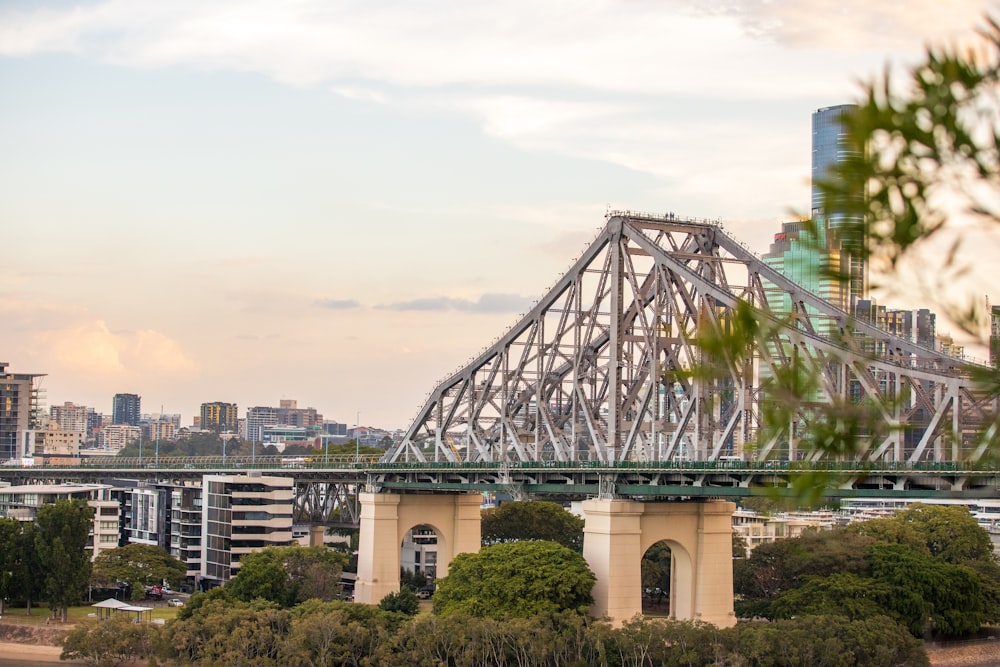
112,393,142,426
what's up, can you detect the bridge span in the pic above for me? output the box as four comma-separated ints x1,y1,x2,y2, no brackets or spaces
4,212,998,626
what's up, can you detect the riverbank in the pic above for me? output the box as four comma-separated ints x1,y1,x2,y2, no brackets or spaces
0,622,84,665
0,640,83,665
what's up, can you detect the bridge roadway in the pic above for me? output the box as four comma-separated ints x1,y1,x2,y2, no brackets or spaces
2,455,999,500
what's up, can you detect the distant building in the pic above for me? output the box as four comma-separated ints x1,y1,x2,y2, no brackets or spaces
33,422,83,460
0,482,120,561
118,486,164,547
762,220,847,315
400,525,439,579
169,485,204,578
855,301,938,354
813,103,866,311
276,400,323,429
262,425,314,447
144,420,176,442
937,333,965,359
200,402,239,433
112,393,141,426
99,424,141,452
50,402,92,436
0,362,47,461
323,421,348,437
246,406,278,444
763,105,865,317
200,474,294,586
732,509,835,557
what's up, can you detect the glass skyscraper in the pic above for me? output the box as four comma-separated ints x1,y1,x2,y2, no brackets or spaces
811,104,866,311
763,104,865,316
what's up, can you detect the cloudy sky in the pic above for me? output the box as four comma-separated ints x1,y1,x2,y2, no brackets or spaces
2,0,997,429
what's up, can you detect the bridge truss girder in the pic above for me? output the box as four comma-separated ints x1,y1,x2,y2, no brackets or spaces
388,213,995,467
292,481,360,527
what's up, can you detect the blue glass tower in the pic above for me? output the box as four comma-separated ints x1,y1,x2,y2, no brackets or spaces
812,104,865,311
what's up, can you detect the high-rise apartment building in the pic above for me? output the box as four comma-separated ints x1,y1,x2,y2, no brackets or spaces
0,362,47,461
112,393,141,426
200,402,239,432
201,474,293,586
246,406,278,444
99,424,141,452
50,401,91,435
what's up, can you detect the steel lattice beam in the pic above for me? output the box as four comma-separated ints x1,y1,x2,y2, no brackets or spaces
387,212,996,467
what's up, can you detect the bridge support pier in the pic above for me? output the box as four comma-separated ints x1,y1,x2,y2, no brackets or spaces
354,492,481,605
582,498,736,627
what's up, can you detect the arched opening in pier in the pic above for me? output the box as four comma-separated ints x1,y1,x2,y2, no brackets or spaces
641,540,672,614
400,523,440,594
641,538,692,618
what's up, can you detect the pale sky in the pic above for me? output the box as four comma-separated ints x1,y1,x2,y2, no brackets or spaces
2,0,997,429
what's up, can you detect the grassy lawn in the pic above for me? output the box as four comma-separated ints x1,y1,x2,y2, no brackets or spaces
1,603,181,625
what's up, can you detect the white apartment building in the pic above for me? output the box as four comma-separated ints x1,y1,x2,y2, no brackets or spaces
0,482,120,560
201,474,294,587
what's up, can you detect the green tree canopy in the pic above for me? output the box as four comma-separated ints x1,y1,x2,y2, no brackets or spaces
480,501,584,551
891,503,996,565
432,540,595,619
226,545,349,607
0,518,19,615
62,614,163,666
734,527,875,616
34,498,94,622
868,542,987,638
91,543,187,601
378,587,420,615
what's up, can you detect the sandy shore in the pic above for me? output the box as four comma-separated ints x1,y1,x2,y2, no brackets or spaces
0,640,85,664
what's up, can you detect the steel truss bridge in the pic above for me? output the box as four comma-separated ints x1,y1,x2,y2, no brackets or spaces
390,212,997,469
2,213,998,523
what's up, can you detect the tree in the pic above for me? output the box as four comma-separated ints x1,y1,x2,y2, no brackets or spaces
379,587,420,615
91,544,186,602
226,545,348,607
728,615,930,667
34,498,94,622
868,542,986,637
480,501,585,551
0,518,19,616
62,614,162,667
15,521,44,615
733,528,875,617
892,503,996,565
432,540,595,619
167,596,290,666
770,572,892,622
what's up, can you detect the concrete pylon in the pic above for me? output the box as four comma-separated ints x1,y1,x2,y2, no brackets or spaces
582,498,736,627
582,499,644,624
354,493,402,605
354,492,482,605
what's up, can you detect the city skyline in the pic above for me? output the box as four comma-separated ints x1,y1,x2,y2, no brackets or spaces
3,1,998,429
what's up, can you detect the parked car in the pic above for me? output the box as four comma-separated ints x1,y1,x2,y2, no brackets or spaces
167,598,184,607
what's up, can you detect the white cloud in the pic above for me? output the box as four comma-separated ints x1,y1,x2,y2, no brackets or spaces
6,0,985,95
0,298,198,380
